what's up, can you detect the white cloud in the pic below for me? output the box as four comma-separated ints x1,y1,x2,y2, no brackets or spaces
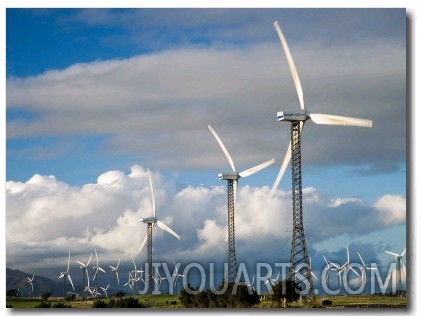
6,165,406,274
373,194,406,225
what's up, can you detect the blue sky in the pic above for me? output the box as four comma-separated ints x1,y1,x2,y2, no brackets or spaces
4,6,411,298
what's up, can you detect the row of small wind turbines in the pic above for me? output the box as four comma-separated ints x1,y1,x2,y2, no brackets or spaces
245,245,406,296
49,247,187,299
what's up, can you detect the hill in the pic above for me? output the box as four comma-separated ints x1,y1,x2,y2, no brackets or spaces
6,268,65,297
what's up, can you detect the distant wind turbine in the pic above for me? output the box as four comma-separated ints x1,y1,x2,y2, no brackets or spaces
26,273,35,297
76,252,92,298
385,247,406,296
208,124,274,283
109,258,120,296
138,169,180,291
270,20,372,295
356,252,376,288
173,262,185,294
336,245,360,282
58,251,75,299
92,249,106,298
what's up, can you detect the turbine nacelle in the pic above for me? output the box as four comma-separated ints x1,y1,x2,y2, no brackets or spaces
218,172,240,180
141,217,157,224
277,110,309,122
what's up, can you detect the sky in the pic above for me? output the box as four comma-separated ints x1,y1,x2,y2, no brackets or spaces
3,3,413,302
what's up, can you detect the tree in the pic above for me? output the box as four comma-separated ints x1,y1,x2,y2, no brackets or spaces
272,279,301,306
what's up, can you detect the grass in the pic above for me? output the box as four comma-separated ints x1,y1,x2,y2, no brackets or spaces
6,293,406,309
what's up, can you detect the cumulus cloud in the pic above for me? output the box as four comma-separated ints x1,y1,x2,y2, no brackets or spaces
6,165,406,274
373,194,406,225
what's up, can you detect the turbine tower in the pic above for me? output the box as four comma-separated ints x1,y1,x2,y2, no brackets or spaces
138,168,180,290
208,124,275,283
58,251,75,299
271,21,373,295
385,248,406,296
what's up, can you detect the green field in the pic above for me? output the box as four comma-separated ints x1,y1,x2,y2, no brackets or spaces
6,293,406,309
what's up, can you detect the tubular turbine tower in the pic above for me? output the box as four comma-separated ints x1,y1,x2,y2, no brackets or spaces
271,21,373,295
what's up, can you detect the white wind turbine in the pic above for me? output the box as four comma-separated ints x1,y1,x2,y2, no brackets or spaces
246,275,256,293
92,249,106,298
109,258,120,296
336,245,360,287
138,168,180,289
173,262,185,294
208,124,275,283
385,247,406,296
58,251,75,299
26,273,35,297
100,284,110,298
356,252,376,288
323,255,341,288
270,21,372,295
76,252,92,298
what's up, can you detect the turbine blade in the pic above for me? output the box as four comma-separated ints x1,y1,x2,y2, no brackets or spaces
157,220,181,240
147,169,156,217
138,234,148,254
357,252,365,266
271,142,291,193
116,271,120,286
271,121,304,194
239,158,275,178
401,248,406,257
208,124,236,172
385,250,400,257
67,251,71,272
350,266,360,278
346,245,350,263
309,113,372,128
86,252,92,266
116,258,120,269
76,260,85,267
68,274,75,292
95,248,99,265
273,21,305,110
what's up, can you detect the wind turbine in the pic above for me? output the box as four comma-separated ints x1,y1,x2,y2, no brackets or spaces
26,273,35,297
322,255,341,289
208,124,275,283
138,168,180,290
76,252,92,298
100,284,110,298
356,252,376,289
92,249,106,298
270,20,373,295
173,262,185,294
336,245,360,283
58,251,75,299
385,247,406,296
109,258,120,296
246,275,256,293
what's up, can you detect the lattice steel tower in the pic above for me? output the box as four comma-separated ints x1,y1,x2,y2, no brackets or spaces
271,20,372,296
138,169,180,291
220,174,239,283
288,120,313,294
208,124,275,285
